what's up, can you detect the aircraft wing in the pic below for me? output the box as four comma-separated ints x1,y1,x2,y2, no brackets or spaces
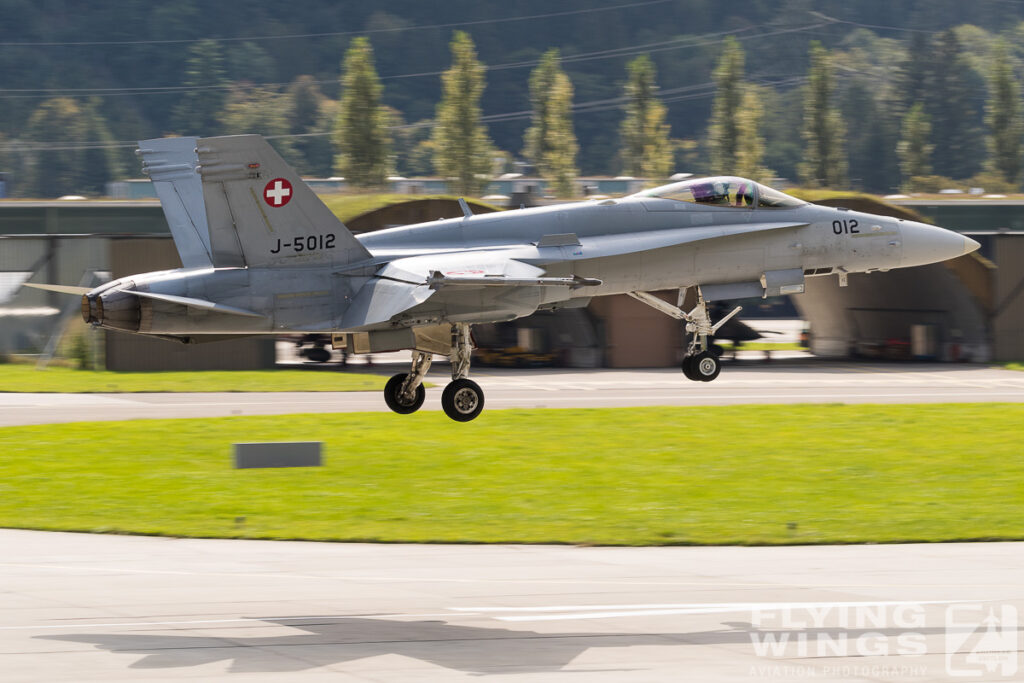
341,250,585,329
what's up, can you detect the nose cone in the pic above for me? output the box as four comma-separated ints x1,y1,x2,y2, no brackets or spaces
899,221,980,268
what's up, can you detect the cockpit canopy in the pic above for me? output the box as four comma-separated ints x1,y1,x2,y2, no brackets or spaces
631,176,805,209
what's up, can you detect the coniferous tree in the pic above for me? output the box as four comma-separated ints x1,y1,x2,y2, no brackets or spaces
799,42,847,188
709,37,744,174
897,103,934,189
432,31,494,195
524,49,579,197
172,40,227,136
619,55,672,180
929,30,982,179
287,75,326,175
79,99,122,196
985,40,1022,186
734,86,774,183
333,37,390,187
24,97,86,198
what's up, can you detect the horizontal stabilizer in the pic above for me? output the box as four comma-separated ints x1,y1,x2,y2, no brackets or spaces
124,290,264,318
22,283,91,295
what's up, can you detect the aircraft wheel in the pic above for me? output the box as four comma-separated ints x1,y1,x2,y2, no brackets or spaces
441,378,484,422
692,351,721,382
681,356,700,381
306,347,331,363
384,373,425,414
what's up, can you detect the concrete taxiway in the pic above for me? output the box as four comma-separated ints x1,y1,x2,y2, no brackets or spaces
1,529,1022,682
2,361,1024,426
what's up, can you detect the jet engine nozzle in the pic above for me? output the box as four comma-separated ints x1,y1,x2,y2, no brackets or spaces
84,288,141,332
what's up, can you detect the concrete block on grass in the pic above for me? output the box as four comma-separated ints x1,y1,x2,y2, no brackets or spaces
233,442,323,469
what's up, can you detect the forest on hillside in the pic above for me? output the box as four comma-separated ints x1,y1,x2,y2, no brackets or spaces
3,0,1024,196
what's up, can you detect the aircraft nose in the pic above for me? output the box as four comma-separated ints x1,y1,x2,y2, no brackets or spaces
899,221,979,268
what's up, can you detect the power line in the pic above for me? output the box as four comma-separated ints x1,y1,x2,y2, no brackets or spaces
0,0,675,47
0,20,831,100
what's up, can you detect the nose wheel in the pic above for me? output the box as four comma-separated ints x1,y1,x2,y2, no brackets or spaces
682,351,721,382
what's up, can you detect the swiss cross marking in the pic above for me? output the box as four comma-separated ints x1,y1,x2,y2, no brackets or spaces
263,178,293,207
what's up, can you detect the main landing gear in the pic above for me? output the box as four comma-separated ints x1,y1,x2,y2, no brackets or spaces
384,323,485,422
627,287,741,383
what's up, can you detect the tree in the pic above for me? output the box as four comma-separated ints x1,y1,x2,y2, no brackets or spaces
985,40,1022,187
219,87,299,167
843,80,900,193
333,37,391,187
79,99,123,196
799,42,847,188
524,49,579,197
24,97,86,198
287,75,327,175
432,31,494,195
734,86,774,183
619,55,672,181
897,103,934,189
709,37,744,174
172,39,227,136
928,30,983,179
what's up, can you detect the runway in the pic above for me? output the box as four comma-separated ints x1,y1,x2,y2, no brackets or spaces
1,529,1021,682
3,361,1024,426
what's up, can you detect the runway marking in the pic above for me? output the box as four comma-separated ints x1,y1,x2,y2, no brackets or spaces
0,613,472,632
1,562,1019,590
453,600,971,622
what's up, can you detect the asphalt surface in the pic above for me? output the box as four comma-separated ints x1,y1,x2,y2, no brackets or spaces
5,361,1023,681
2,530,1022,682
3,361,1024,426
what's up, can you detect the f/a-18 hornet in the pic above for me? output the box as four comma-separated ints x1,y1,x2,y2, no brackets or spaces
30,135,980,421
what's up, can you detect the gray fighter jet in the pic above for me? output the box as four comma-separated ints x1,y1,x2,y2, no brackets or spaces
28,135,979,421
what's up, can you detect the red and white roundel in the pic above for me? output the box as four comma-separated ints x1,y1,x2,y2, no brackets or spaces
263,178,293,207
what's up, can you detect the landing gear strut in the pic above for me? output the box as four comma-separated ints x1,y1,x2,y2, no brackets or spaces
383,323,485,422
627,287,740,383
441,323,484,421
384,350,430,414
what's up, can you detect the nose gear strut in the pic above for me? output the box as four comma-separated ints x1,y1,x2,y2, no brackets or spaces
626,287,741,382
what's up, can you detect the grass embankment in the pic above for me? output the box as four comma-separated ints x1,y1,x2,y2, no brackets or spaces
320,194,498,224
2,404,1021,546
0,365,385,393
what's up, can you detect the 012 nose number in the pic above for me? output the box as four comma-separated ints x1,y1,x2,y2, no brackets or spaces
832,219,859,235
271,234,336,254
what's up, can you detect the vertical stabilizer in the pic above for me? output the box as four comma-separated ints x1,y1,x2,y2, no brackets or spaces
138,134,372,269
137,137,213,268
195,134,372,268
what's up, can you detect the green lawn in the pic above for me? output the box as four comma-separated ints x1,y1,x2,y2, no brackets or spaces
718,342,803,352
0,364,385,393
2,404,1021,546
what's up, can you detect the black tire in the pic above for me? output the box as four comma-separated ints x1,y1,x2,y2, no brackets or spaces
441,378,485,422
384,373,425,414
692,351,721,382
307,347,331,363
681,355,699,381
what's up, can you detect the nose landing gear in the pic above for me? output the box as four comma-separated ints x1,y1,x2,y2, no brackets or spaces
627,287,739,383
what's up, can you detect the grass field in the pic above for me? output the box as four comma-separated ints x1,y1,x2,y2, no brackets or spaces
0,364,386,393
1,404,1021,546
718,342,803,352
